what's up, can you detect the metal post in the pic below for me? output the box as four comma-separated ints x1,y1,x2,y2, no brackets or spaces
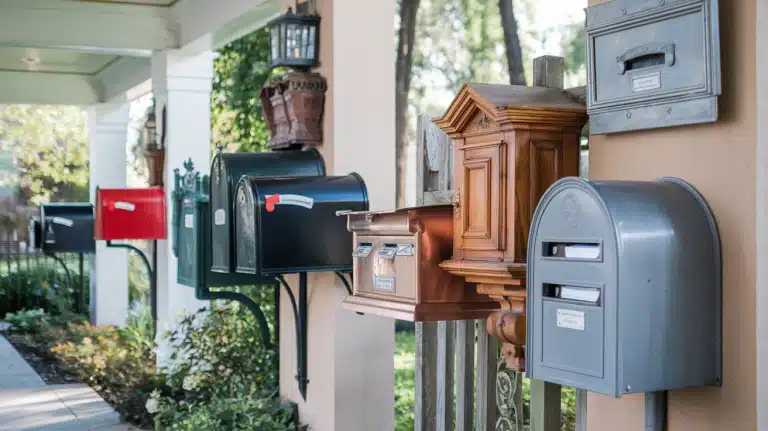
645,391,668,431
151,240,158,329
105,240,154,336
298,273,309,399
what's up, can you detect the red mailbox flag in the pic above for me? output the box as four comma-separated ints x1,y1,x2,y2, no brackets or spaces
95,188,167,240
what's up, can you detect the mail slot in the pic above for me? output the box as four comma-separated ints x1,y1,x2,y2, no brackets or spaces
95,188,167,240
526,177,721,396
172,163,271,290
29,203,95,253
339,205,498,322
586,0,721,134
210,149,325,273
234,174,368,275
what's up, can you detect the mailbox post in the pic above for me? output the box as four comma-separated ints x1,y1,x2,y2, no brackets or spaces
435,83,588,370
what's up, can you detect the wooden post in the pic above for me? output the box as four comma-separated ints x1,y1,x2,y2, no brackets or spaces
533,55,565,89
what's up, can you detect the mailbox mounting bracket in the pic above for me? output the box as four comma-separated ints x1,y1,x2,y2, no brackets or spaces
276,273,309,400
43,253,73,300
106,240,157,337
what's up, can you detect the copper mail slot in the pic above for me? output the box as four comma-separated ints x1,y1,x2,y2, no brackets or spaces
339,205,499,322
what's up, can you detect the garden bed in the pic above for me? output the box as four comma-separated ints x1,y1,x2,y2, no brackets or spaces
4,334,80,385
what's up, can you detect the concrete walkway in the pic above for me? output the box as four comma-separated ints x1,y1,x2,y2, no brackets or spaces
0,336,139,431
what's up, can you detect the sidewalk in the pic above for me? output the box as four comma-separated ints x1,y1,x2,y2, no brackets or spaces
0,336,138,431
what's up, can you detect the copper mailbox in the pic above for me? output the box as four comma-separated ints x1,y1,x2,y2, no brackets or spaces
340,205,498,322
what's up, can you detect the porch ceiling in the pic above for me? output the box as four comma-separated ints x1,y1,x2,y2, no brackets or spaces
0,0,279,105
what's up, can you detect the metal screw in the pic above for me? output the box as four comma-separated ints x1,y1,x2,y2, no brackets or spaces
660,0,666,5
665,107,672,114
622,8,627,15
626,111,632,119
625,385,632,392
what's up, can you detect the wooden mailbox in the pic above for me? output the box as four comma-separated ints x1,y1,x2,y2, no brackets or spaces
435,83,587,370
339,205,498,322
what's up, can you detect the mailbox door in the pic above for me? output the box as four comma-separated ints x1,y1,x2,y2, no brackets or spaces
177,199,200,287
40,204,95,253
527,181,617,395
455,139,506,254
353,235,418,301
95,188,167,240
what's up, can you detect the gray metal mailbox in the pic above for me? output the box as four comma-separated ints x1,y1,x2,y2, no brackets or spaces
585,0,721,135
526,177,721,397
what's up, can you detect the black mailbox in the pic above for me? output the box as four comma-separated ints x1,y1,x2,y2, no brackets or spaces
34,203,95,253
210,149,326,273
234,174,368,275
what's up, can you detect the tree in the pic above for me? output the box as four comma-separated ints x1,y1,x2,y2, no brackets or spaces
0,105,89,205
211,28,278,154
499,0,526,85
395,0,421,208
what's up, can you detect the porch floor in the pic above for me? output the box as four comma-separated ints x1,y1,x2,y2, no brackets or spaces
0,336,137,431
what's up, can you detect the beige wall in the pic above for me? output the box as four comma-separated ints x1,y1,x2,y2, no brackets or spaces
586,0,757,430
278,1,396,430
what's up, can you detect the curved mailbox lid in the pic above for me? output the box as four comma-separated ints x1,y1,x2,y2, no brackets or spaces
234,173,368,275
526,177,721,396
338,205,453,236
209,148,326,274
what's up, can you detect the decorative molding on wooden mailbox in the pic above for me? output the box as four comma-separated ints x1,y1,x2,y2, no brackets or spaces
259,72,327,150
526,177,721,397
95,188,167,241
434,83,587,371
209,149,325,274
339,205,499,322
585,0,721,134
30,203,95,253
233,173,368,276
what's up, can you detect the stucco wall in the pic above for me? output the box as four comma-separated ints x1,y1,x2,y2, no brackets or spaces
277,1,396,430
586,0,757,430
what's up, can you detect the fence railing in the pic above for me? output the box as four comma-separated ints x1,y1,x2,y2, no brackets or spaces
0,241,90,317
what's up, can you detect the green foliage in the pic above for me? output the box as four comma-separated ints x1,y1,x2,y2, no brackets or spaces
395,331,415,431
5,308,49,332
562,22,587,83
151,304,293,430
211,28,278,153
0,105,89,205
0,259,87,318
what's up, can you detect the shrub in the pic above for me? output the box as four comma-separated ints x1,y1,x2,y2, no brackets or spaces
150,303,289,430
5,308,49,333
0,259,89,318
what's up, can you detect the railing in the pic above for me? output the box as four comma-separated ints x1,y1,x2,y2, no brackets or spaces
0,241,89,316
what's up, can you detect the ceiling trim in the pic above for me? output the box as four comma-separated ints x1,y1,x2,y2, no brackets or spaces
0,70,99,105
74,0,180,7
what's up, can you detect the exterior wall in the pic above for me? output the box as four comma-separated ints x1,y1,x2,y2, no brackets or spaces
586,0,757,430
277,0,396,430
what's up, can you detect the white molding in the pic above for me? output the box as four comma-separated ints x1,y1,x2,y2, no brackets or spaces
0,0,176,56
757,0,768,428
171,0,280,52
0,70,98,105
94,56,152,104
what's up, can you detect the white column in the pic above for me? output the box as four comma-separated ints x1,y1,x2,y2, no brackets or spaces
87,103,130,326
151,48,213,365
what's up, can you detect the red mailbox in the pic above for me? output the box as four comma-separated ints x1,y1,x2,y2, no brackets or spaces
95,188,167,240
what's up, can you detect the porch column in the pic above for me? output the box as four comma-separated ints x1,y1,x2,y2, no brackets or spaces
87,103,130,326
151,49,213,365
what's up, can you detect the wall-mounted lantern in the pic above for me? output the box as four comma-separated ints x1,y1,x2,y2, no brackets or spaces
267,2,321,70
143,99,165,187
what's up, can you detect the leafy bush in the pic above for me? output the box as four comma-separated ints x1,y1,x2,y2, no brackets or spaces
5,308,49,332
0,258,89,318
150,304,292,430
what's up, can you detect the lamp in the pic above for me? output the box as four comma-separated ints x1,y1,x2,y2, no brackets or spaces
143,99,165,187
267,2,321,70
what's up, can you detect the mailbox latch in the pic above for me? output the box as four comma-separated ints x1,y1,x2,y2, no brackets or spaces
378,244,398,260
352,243,373,258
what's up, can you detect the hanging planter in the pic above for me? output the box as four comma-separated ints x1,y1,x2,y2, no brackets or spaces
262,72,327,150
143,101,166,187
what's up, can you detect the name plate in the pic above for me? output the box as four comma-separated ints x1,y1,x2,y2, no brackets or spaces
373,276,395,293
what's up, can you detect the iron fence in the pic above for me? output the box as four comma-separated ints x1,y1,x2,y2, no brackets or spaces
0,241,90,317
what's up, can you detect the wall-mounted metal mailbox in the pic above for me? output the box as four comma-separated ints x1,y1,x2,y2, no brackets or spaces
586,0,721,134
234,174,368,275
526,177,721,396
28,204,95,253
339,205,498,322
210,149,325,274
172,162,271,290
95,188,167,241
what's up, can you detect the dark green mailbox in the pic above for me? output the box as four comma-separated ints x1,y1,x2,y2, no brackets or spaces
173,160,273,292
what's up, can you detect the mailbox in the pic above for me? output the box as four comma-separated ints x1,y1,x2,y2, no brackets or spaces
28,204,96,253
172,162,271,290
340,205,498,322
526,177,721,396
234,174,368,275
210,149,325,273
585,0,721,134
95,188,167,240
435,83,587,370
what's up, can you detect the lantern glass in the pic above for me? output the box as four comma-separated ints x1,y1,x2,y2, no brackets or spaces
267,7,320,69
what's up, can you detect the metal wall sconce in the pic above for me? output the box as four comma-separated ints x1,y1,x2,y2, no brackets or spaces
268,1,321,70
143,99,166,188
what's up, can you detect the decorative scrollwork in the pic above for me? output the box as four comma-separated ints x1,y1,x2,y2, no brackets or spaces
496,352,525,431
